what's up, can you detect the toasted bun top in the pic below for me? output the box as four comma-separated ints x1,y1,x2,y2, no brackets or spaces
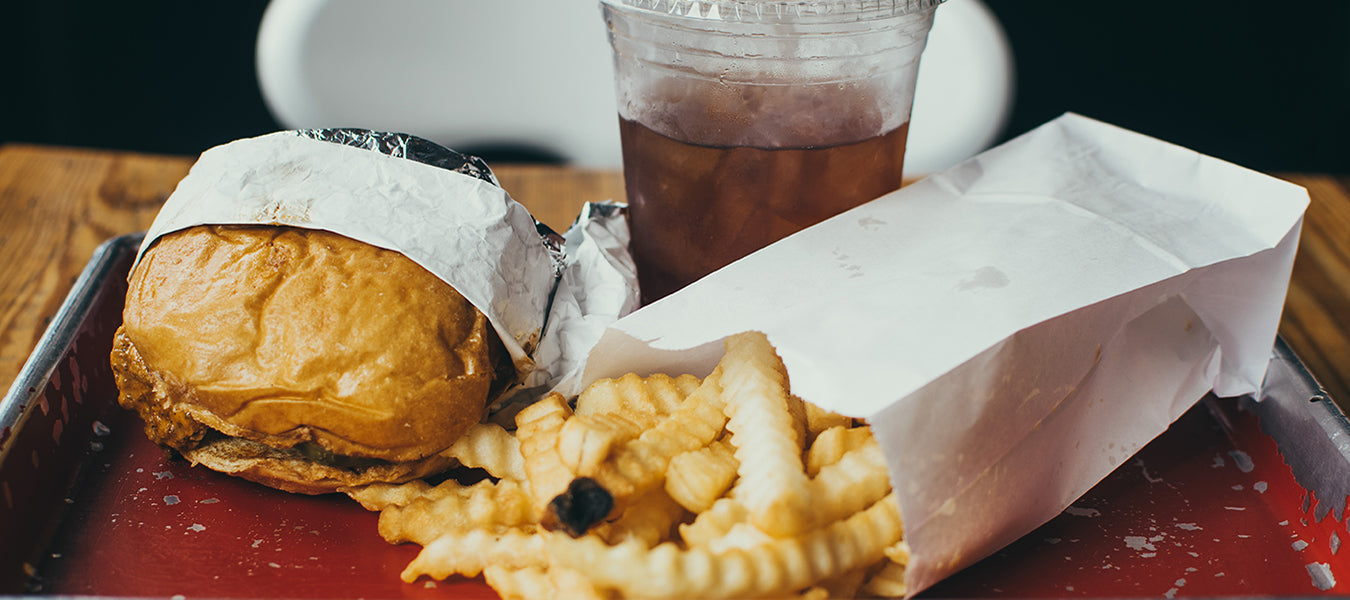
121,225,498,462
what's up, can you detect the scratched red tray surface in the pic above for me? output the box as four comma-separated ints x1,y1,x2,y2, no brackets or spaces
3,234,1348,598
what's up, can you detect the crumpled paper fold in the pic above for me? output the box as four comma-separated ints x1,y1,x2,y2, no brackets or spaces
556,113,1309,595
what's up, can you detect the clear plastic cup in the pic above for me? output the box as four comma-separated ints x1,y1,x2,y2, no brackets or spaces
600,0,943,304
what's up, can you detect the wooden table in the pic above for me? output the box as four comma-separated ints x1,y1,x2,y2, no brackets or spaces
1,143,1347,411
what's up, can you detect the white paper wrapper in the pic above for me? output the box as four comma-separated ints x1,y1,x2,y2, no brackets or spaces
555,113,1309,595
133,130,636,400
530,201,642,391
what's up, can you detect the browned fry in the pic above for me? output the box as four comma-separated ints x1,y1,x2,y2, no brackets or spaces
545,477,615,537
592,487,688,548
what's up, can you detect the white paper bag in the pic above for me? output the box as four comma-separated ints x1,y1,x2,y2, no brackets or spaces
556,113,1309,594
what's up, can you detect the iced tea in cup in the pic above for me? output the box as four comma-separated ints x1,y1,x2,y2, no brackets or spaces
600,0,941,304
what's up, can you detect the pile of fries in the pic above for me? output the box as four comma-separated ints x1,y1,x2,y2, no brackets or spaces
346,331,908,599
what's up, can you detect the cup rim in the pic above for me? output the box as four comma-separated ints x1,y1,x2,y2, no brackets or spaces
599,0,944,24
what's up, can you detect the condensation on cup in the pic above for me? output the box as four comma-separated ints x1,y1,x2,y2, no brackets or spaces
600,0,943,304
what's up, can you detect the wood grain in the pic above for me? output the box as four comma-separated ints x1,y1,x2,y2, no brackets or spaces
1,144,1346,414
0,145,188,396
494,164,626,232
1276,174,1350,407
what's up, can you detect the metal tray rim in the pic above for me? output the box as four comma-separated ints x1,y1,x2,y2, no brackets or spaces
1,233,144,444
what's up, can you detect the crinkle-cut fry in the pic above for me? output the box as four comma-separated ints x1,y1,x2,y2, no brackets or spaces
861,559,908,598
557,412,646,476
593,487,688,547
583,370,727,504
884,540,911,564
807,437,893,526
483,565,553,600
813,566,871,599
704,522,774,554
442,422,526,482
345,469,533,515
343,480,433,511
515,392,576,515
804,401,855,442
401,528,546,582
665,439,739,514
862,541,911,598
720,331,813,537
548,565,612,600
786,393,808,452
377,478,535,545
548,493,904,599
576,372,700,421
679,497,748,548
805,425,875,477
796,587,831,600
484,565,610,600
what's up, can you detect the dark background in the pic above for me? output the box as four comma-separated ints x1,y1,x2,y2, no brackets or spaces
2,1,1347,174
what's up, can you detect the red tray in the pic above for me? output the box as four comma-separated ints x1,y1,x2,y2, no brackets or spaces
3,234,1348,598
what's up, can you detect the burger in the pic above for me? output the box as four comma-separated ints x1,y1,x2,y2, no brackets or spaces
110,224,513,494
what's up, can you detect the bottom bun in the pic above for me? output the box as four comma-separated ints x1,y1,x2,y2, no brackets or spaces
181,436,455,495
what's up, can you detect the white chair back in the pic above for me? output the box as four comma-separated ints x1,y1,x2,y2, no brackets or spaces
257,0,1014,173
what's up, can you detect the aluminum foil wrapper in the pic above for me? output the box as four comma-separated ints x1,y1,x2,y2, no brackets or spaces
298,128,501,186
133,129,638,403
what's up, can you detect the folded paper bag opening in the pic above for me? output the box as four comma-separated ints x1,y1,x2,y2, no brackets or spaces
554,113,1309,596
